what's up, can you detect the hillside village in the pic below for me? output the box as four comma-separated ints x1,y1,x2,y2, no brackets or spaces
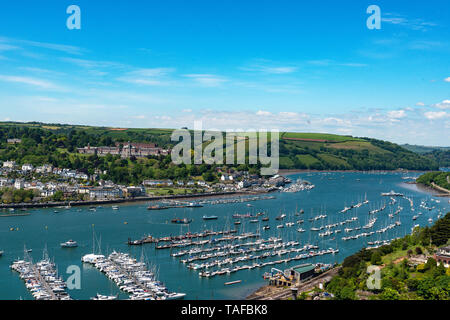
0,159,290,205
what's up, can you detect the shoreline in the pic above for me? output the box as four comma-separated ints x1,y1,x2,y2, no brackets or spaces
414,182,450,198
0,190,270,210
277,169,432,176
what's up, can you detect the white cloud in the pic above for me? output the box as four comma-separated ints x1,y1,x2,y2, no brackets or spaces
424,111,448,120
256,110,272,116
387,110,407,119
445,77,450,83
433,100,450,110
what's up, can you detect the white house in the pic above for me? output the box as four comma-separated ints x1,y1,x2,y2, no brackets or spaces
221,175,234,181
21,164,34,172
14,179,25,190
238,180,252,189
36,164,53,174
3,161,16,168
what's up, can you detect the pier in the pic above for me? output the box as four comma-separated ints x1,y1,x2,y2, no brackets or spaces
11,251,71,300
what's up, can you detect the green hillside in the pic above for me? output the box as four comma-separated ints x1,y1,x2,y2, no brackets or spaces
0,122,440,185
402,144,450,168
325,212,450,300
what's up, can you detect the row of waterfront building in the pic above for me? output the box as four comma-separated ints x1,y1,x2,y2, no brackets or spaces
77,142,170,158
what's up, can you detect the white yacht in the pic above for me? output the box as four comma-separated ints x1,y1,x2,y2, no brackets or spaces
92,293,118,300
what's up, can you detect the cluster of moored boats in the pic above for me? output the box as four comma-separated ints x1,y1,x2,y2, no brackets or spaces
128,229,238,246
196,246,339,278
152,229,339,278
281,179,315,193
82,251,185,300
11,253,71,300
200,195,276,206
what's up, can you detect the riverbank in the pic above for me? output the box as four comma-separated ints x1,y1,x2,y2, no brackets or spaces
0,190,269,210
412,181,450,198
278,169,429,176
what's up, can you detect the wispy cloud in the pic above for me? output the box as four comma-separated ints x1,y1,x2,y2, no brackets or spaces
183,74,228,87
382,13,437,31
307,59,367,67
117,68,175,86
0,36,84,55
0,75,63,90
62,57,124,69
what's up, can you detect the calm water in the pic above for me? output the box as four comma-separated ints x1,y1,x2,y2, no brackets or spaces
0,172,448,300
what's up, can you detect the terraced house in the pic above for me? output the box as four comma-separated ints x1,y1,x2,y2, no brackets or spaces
77,142,169,158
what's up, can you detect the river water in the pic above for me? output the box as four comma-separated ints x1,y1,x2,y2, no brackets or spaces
0,171,448,300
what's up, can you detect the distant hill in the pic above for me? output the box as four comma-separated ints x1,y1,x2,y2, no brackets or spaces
0,121,440,174
401,144,450,168
401,144,450,154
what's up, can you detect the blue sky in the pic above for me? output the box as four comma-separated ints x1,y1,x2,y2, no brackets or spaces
0,0,449,145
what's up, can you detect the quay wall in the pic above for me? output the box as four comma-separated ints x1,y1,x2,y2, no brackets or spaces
0,191,262,209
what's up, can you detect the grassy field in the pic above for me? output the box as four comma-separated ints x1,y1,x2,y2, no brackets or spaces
281,132,364,142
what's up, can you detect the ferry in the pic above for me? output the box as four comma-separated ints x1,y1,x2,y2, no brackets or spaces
112,206,119,210
0,250,3,257
60,240,78,248
381,190,404,197
186,202,203,208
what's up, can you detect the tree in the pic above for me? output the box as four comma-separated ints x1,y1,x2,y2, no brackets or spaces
371,251,382,265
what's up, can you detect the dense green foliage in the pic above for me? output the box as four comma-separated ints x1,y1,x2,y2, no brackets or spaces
417,172,450,191
326,212,450,300
0,188,36,204
423,150,450,168
401,144,450,168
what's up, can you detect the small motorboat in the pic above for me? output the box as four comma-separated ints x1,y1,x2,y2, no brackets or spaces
61,240,78,248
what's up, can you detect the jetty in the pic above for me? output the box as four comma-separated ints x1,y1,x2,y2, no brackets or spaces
10,249,71,300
